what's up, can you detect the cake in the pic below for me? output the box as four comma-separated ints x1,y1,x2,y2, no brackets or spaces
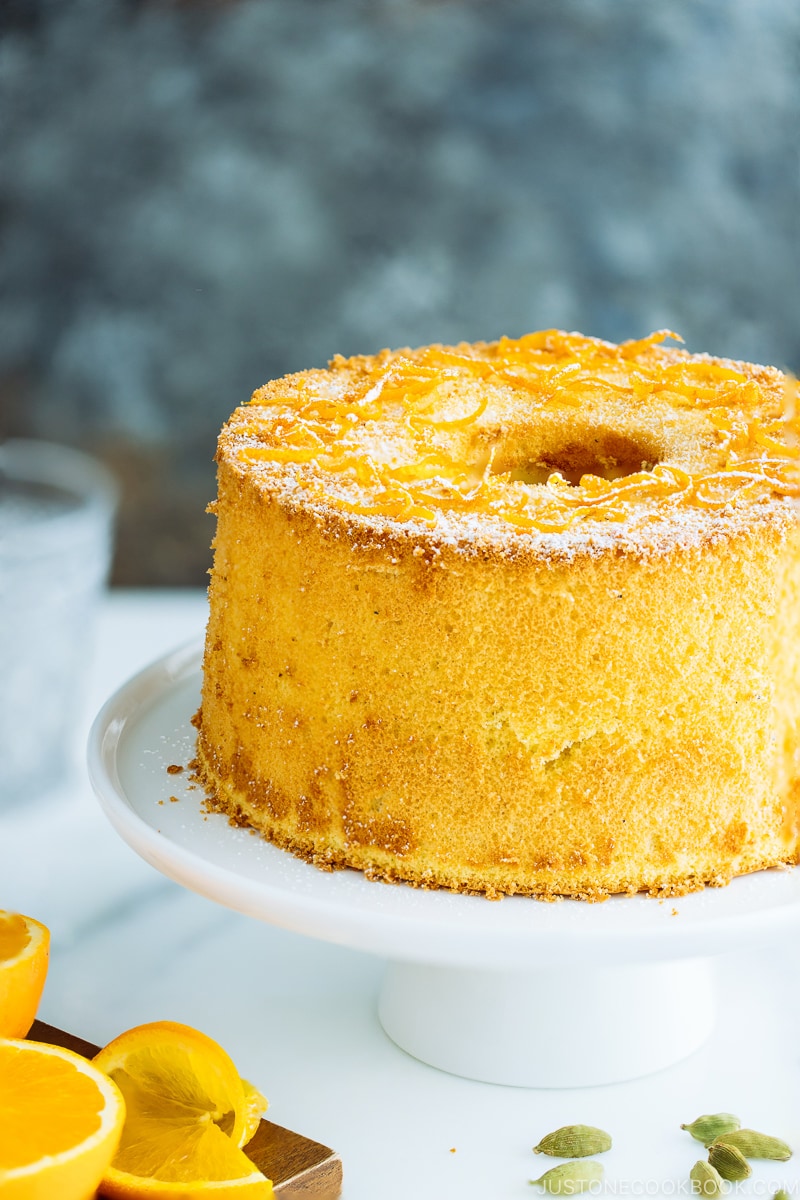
195,329,800,899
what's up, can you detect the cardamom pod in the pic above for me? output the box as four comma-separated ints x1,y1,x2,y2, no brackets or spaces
773,1190,790,1200
710,1129,792,1162
689,1159,727,1196
681,1114,741,1147
534,1125,613,1158
708,1142,752,1182
530,1161,605,1193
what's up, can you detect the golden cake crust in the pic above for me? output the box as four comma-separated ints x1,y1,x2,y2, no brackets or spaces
196,330,800,899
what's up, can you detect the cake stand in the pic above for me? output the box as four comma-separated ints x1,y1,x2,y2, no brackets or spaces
87,640,800,1089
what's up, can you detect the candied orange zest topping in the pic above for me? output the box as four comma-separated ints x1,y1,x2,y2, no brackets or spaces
237,332,800,533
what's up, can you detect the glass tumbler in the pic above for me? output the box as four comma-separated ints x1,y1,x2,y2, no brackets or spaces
0,439,118,808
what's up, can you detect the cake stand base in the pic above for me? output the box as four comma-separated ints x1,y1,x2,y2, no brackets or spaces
378,956,716,1087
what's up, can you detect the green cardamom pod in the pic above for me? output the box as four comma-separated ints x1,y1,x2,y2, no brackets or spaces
689,1159,728,1196
534,1125,613,1158
708,1142,752,1182
530,1161,605,1193
681,1114,741,1146
773,1190,790,1200
710,1129,792,1162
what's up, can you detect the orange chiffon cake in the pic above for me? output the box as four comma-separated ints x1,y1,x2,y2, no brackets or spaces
196,329,800,899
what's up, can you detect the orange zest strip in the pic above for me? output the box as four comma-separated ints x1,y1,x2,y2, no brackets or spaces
239,445,320,464
660,360,746,383
619,330,684,357
498,508,573,532
411,392,489,430
334,490,438,526
752,428,800,458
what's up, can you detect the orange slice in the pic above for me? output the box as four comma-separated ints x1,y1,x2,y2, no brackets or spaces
0,911,50,1038
0,1036,125,1200
93,1021,273,1198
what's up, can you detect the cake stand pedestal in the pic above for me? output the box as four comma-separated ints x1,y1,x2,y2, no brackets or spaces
378,957,715,1088
88,641,800,1089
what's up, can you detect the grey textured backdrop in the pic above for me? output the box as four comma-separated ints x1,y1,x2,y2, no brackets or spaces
1,0,799,582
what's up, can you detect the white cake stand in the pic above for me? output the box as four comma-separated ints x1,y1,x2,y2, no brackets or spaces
88,640,800,1089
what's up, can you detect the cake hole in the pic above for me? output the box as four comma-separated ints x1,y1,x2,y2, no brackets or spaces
491,431,659,487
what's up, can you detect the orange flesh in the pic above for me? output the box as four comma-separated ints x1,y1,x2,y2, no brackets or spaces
0,914,30,962
236,329,800,533
0,1045,104,1169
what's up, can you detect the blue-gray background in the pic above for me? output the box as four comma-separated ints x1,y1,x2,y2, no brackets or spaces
2,0,799,582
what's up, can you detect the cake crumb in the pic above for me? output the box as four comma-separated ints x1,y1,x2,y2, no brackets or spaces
671,907,679,916
166,763,184,775
449,1147,456,1154
169,795,180,803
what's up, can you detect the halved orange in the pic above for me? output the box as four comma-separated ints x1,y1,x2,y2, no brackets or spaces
0,911,50,1038
0,1036,125,1200
93,1021,273,1198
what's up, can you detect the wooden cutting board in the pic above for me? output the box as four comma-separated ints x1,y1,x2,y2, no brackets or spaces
29,1020,343,1199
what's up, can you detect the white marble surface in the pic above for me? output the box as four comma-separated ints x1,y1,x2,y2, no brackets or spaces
2,588,800,1199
